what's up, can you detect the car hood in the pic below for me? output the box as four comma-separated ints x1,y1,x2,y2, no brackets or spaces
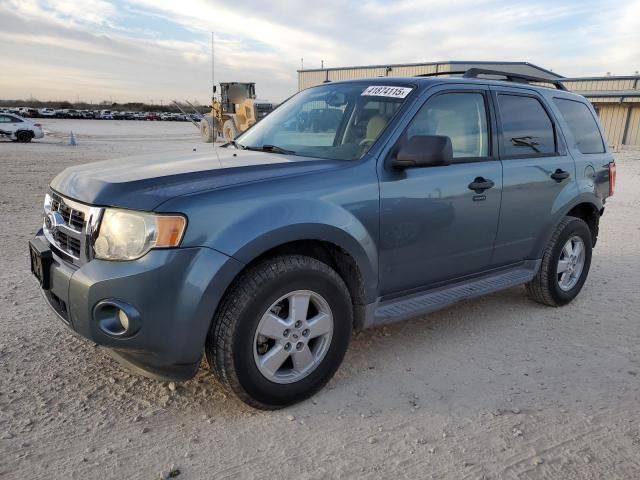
50,147,343,210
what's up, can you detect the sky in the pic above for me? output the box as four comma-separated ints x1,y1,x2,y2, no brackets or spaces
1,0,639,104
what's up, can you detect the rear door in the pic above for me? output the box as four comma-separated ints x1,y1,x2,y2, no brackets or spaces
490,87,576,266
378,85,502,296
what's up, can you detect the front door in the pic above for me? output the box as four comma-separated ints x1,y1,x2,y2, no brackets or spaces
378,86,502,296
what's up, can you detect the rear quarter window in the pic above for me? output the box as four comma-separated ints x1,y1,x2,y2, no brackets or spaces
553,98,605,154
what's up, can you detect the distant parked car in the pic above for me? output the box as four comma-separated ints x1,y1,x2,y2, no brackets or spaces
18,107,38,118
98,110,114,120
0,113,44,142
60,109,82,119
39,108,56,118
81,110,95,119
145,112,161,121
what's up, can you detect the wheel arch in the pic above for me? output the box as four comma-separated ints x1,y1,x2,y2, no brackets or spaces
213,236,372,331
565,201,602,247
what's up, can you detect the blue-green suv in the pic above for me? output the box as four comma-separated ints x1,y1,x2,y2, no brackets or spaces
30,69,615,408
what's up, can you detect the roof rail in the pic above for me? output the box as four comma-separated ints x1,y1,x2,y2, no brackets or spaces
462,68,568,90
415,70,467,78
415,68,567,90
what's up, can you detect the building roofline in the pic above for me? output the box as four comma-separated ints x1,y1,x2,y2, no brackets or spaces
561,75,640,81
577,90,640,98
298,60,563,78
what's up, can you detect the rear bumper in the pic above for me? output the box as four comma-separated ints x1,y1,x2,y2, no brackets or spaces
32,230,243,380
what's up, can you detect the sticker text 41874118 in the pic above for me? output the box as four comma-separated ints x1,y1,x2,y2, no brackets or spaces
361,86,413,99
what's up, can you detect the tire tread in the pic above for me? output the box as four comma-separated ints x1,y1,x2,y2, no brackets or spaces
206,254,350,409
525,216,589,307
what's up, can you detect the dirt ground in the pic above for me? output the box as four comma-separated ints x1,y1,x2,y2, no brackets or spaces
1,120,639,479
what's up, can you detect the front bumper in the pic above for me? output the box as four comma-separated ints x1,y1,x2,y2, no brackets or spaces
32,230,243,380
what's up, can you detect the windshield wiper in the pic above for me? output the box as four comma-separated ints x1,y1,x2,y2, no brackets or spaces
245,144,296,155
227,140,246,150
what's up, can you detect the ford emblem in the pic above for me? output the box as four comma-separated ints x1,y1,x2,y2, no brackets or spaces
45,211,65,233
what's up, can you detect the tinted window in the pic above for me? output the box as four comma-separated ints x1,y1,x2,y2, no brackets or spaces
407,92,489,159
0,115,12,123
498,95,555,156
553,98,604,154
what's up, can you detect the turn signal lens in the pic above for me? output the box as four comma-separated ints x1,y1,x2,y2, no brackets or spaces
156,216,187,247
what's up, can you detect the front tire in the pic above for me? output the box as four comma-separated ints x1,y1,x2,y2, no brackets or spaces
526,216,593,307
206,255,353,409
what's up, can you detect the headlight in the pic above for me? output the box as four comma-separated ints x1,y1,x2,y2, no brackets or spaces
93,209,186,261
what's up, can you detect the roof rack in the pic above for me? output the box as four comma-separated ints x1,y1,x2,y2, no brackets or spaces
462,68,567,90
415,68,567,90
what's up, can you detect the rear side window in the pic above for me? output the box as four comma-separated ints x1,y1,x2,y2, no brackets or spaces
497,94,556,157
553,98,605,154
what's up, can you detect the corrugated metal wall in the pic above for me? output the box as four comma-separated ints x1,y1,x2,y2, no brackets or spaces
562,79,636,91
594,104,629,146
625,107,640,146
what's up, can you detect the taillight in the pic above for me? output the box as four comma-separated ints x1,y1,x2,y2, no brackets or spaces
608,162,616,197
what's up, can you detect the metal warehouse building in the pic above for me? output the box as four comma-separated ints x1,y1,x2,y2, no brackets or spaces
297,61,640,148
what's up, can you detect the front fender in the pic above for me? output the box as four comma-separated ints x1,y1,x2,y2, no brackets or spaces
210,199,379,302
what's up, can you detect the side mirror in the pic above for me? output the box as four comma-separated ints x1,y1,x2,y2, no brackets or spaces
392,135,453,169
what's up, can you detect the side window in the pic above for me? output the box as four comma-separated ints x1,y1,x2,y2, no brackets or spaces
0,115,12,123
553,98,605,154
407,92,489,159
9,116,23,123
497,94,556,157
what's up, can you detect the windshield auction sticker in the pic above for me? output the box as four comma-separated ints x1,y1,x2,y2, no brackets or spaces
361,86,413,98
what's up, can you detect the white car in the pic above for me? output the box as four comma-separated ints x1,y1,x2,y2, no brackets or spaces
39,108,56,117
0,113,44,142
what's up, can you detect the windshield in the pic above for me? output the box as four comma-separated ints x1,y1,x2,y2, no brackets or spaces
234,82,413,160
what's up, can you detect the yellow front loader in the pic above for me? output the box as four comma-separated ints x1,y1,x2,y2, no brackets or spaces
200,82,274,143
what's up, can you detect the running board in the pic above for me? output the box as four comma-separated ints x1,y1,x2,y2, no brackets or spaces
363,261,540,329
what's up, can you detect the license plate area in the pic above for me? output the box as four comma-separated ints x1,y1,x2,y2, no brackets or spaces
29,238,53,290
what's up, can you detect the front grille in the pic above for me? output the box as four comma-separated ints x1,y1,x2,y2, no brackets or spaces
43,191,100,264
51,192,85,232
53,230,82,257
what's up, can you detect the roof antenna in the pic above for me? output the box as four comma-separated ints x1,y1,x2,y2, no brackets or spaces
211,31,222,168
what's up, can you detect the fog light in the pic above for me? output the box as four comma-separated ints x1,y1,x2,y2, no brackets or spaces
94,300,141,337
117,309,130,331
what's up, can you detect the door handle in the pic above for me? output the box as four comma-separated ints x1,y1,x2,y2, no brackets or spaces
550,169,570,182
468,177,495,193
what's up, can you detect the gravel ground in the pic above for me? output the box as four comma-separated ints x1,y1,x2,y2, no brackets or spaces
1,120,639,479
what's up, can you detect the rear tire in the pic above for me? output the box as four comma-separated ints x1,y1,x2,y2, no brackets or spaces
17,131,32,143
206,255,353,409
526,216,592,307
